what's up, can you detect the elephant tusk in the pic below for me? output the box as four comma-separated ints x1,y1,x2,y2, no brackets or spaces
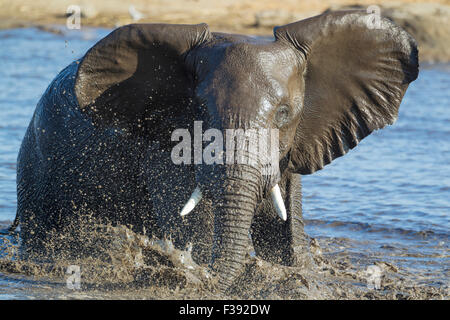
270,184,287,221
180,186,202,216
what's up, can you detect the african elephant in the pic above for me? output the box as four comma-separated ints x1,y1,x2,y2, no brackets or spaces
14,10,418,291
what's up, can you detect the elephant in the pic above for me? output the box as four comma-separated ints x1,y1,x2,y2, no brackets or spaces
13,10,418,291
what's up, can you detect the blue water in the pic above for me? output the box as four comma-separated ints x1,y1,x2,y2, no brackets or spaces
0,27,448,297
302,65,450,242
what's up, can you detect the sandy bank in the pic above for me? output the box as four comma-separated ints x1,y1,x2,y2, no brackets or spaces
1,0,449,62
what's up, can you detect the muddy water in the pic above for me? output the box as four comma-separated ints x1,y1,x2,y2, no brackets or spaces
0,27,449,299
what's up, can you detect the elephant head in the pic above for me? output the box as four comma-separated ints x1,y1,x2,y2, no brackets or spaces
74,11,418,290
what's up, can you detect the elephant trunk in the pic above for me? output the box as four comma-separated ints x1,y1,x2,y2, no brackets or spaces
182,126,283,291
209,164,262,291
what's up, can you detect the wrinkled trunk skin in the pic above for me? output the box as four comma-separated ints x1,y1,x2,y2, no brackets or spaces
197,115,274,290
204,164,262,291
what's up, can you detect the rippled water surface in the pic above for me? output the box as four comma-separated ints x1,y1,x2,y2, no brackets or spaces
0,27,449,299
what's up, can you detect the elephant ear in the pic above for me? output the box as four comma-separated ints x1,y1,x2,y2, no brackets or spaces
75,23,210,135
274,11,418,174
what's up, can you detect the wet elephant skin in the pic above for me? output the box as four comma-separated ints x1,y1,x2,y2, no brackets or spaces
15,11,418,291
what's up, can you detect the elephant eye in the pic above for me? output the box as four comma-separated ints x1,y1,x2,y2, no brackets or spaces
274,104,290,127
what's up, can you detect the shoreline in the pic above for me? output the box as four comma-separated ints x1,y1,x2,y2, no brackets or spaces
1,0,449,62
